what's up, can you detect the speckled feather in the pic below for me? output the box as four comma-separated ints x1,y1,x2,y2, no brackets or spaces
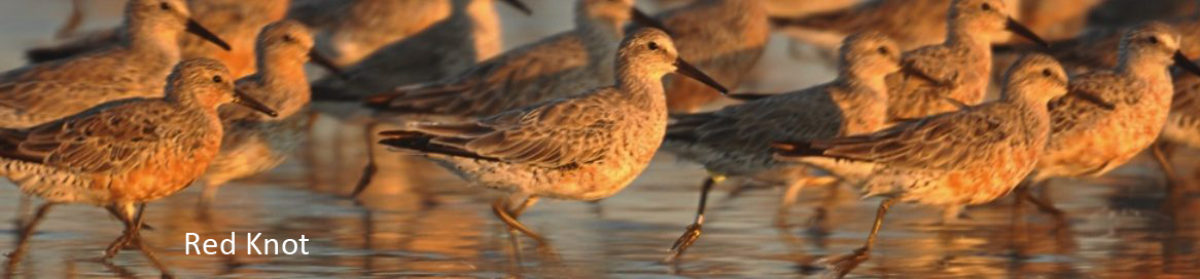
1034,22,1182,180
0,59,241,205
378,29,679,201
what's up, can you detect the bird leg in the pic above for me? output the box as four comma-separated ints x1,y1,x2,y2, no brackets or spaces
491,196,545,245
104,204,172,277
665,175,723,262
12,195,30,230
350,122,381,198
1152,141,1181,190
6,202,54,271
1016,182,1066,225
824,197,897,278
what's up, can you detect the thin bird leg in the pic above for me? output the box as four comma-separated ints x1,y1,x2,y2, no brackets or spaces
491,197,546,244
1152,141,1180,188
128,203,173,278
665,175,723,262
13,195,30,229
1017,181,1066,224
351,121,381,198
103,205,136,260
6,202,54,266
827,197,898,278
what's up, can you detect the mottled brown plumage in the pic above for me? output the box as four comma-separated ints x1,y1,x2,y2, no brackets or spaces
1034,23,1200,182
660,31,900,262
1,0,231,128
377,29,727,243
883,0,1045,120
0,59,277,277
24,0,280,78
1164,68,1200,148
773,54,1072,278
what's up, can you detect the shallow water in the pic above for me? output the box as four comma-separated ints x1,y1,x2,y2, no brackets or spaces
2,0,1200,278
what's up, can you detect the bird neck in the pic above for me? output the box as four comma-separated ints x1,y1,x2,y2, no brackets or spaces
1116,53,1171,81
257,54,308,89
837,72,889,100
615,63,667,105
463,0,503,60
126,23,183,60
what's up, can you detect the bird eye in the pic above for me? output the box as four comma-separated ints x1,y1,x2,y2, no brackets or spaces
1042,69,1053,77
159,2,170,10
981,3,992,11
876,46,889,55
282,35,295,42
212,75,223,83
1148,36,1160,44
648,42,659,51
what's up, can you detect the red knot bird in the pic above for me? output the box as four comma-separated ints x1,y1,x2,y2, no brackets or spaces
1021,22,1200,217
0,0,231,129
771,54,1109,278
1,58,276,278
197,20,341,207
659,31,901,262
375,28,727,244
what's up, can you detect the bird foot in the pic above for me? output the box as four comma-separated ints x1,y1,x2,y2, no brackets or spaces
817,247,870,278
664,223,702,263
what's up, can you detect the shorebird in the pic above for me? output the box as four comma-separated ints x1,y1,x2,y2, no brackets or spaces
350,0,665,197
1022,22,1200,216
0,0,231,129
25,0,280,79
660,31,901,262
881,0,1047,121
0,58,277,278
1155,68,1200,187
197,21,340,207
771,54,1108,278
634,0,770,113
375,28,727,244
309,0,531,101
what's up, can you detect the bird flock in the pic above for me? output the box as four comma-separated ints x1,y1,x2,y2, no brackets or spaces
0,0,1198,277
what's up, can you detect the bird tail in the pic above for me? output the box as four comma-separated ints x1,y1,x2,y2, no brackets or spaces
378,128,498,162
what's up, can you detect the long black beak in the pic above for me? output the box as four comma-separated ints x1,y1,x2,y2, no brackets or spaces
1005,17,1048,48
1070,91,1116,110
674,57,728,94
499,0,532,15
1174,50,1200,77
632,8,672,36
234,89,278,117
186,19,231,51
309,51,348,80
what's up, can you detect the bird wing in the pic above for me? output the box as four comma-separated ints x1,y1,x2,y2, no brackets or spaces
669,85,844,153
0,100,173,173
1050,71,1133,134
814,106,1012,170
893,45,963,87
396,89,617,168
